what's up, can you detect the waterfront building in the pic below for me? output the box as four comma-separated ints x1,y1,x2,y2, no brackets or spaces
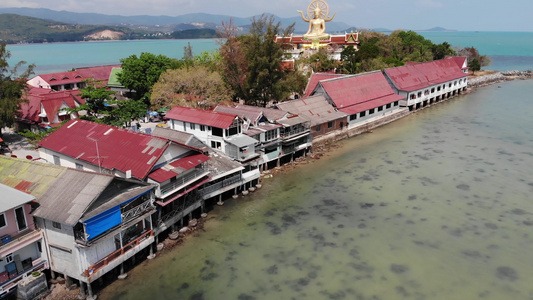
26,65,120,91
276,94,348,138
307,71,406,128
37,119,211,254
150,127,252,205
383,58,469,110
0,183,46,298
33,171,155,299
304,72,347,97
232,104,312,170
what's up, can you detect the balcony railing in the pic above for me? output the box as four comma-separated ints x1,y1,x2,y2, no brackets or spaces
121,201,154,224
160,168,208,196
280,127,309,140
0,259,46,297
198,174,241,197
84,230,153,277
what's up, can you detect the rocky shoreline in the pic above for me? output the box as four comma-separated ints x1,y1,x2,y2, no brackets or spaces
468,70,532,88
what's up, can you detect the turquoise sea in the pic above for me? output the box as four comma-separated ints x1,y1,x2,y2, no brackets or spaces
5,31,533,75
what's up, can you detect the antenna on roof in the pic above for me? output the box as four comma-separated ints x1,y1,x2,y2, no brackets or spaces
87,136,107,173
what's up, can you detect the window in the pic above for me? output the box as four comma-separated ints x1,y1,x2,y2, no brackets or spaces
315,125,321,132
386,103,392,109
360,111,366,117
265,130,277,141
327,121,333,129
0,213,6,229
15,207,27,231
190,123,195,130
378,106,384,112
417,92,422,97
211,141,221,149
410,94,416,100
369,108,375,114
52,221,62,229
53,155,60,166
394,101,399,106
75,163,83,170
5,254,13,263
431,88,435,93
349,114,357,121
200,125,206,131
437,86,441,91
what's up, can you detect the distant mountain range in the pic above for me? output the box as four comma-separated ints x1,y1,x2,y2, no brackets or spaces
0,7,353,34
0,7,455,44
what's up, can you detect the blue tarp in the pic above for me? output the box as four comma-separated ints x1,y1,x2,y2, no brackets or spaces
85,206,121,240
84,190,151,240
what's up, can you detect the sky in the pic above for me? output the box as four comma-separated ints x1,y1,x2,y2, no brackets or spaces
1,0,532,31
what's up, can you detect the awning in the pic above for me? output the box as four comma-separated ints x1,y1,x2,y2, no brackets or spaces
156,177,210,207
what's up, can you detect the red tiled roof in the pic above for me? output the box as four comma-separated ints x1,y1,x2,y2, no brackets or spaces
384,59,468,92
165,106,237,129
304,73,348,97
148,153,209,183
38,119,169,179
446,56,469,70
319,71,405,111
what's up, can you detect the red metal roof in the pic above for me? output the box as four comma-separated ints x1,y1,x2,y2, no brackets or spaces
33,65,120,87
304,73,348,97
38,119,169,179
19,88,83,124
319,71,404,110
384,58,468,92
148,153,209,183
165,106,237,129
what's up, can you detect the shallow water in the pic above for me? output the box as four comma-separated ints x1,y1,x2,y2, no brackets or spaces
101,79,533,300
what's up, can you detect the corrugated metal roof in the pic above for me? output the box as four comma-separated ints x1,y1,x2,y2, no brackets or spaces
0,183,35,212
319,71,405,110
38,119,169,180
148,153,209,183
19,88,82,124
384,58,468,92
31,65,120,87
304,73,348,97
33,169,152,225
214,105,262,125
151,127,208,151
276,95,348,126
225,134,258,148
235,105,288,122
165,106,237,129
0,156,67,198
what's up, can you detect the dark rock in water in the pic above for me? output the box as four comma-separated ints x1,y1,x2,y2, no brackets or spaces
267,265,278,275
337,224,345,228
496,266,518,281
238,294,256,300
358,223,367,229
456,184,470,191
511,208,528,215
390,264,409,274
191,292,205,300
181,283,189,289
395,286,409,297
408,194,417,201
298,278,310,286
265,222,282,235
462,250,482,259
360,203,374,209
523,220,533,226
201,273,218,281
485,223,498,230
308,271,318,279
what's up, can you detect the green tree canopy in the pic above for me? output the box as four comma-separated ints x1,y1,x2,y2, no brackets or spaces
118,52,175,103
0,43,34,134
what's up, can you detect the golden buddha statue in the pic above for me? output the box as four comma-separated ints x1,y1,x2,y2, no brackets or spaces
298,0,336,39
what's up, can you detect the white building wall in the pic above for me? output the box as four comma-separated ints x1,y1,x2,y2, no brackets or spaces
40,219,83,280
27,76,51,89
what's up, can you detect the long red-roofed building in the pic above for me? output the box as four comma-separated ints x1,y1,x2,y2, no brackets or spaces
309,70,405,127
383,58,469,110
27,65,120,91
